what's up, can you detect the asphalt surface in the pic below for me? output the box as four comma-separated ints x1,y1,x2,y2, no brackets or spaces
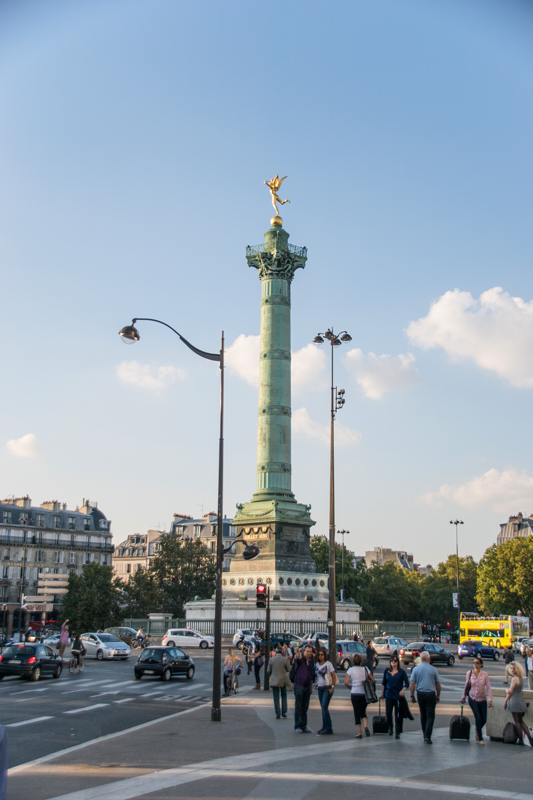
1,645,217,767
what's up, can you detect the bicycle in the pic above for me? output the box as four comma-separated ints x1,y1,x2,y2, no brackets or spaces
69,654,85,673
229,667,241,695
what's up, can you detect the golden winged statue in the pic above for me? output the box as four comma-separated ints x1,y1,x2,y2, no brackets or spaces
264,175,290,218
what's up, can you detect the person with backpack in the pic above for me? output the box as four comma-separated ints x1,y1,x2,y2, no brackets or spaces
381,655,409,739
461,656,492,745
345,653,374,738
291,643,315,732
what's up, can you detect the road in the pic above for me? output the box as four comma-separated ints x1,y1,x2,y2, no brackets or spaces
2,646,217,767
2,642,509,769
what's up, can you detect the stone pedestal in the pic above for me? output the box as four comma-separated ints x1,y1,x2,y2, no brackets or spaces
184,598,361,626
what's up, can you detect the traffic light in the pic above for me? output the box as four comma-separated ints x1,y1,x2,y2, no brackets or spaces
256,584,267,608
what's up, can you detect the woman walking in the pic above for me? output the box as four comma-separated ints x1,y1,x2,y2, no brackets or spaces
250,642,264,690
223,648,242,696
381,655,409,739
345,653,374,738
504,662,533,745
315,649,337,735
460,656,492,744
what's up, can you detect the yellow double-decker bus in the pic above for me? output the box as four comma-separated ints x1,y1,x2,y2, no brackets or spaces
460,613,530,648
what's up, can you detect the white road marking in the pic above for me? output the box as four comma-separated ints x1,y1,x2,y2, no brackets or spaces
114,698,134,704
6,715,53,727
64,703,109,715
90,691,123,697
11,687,49,695
180,682,208,691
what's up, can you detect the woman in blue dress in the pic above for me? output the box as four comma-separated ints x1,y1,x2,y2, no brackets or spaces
380,655,409,739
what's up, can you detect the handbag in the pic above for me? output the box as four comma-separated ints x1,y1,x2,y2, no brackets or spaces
363,667,378,703
464,670,472,698
325,670,333,687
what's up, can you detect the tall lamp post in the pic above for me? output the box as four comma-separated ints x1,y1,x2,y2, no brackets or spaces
338,529,349,602
119,318,225,722
312,327,351,659
450,519,464,639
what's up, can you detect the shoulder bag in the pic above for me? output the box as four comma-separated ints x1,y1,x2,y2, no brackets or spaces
464,670,472,698
363,666,378,703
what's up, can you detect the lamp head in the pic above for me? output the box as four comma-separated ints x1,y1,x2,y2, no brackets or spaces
119,322,140,345
332,337,342,347
313,335,324,345
340,332,352,342
242,543,260,561
323,330,335,341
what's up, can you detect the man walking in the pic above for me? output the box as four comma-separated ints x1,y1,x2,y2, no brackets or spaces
410,651,441,744
525,647,533,691
292,644,315,732
268,645,291,719
365,640,376,673
503,646,514,684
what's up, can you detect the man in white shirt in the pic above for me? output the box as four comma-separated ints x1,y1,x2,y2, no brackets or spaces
525,647,533,691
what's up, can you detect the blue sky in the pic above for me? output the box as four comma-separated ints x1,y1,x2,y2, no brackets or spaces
1,0,532,567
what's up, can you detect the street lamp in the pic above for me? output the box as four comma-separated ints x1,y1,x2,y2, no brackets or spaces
449,519,464,639
312,327,351,659
338,529,349,602
119,318,225,722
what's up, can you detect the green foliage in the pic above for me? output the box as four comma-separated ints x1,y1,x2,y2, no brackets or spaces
357,562,423,621
420,555,478,627
149,533,216,618
61,562,122,633
310,535,366,602
119,568,165,618
477,538,533,619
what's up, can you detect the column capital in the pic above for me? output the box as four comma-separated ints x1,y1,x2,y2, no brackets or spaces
246,226,307,282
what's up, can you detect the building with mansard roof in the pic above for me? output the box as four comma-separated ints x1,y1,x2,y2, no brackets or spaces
497,512,533,546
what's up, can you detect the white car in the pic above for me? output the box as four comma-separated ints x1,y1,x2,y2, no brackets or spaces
80,632,131,660
232,629,258,648
162,628,214,649
44,633,63,648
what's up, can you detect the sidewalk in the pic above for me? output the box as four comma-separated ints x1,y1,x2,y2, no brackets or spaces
9,690,533,800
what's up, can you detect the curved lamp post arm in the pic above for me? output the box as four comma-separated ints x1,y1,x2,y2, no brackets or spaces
131,318,221,362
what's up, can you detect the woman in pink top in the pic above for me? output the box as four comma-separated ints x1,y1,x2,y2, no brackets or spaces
461,656,492,744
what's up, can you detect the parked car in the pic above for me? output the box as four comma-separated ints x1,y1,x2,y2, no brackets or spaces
162,628,214,649
0,642,63,681
233,629,258,648
400,642,455,666
335,640,375,670
457,640,501,660
513,637,529,654
519,638,533,656
43,633,63,648
80,632,131,660
372,637,408,657
134,646,195,681
303,632,330,645
105,626,139,646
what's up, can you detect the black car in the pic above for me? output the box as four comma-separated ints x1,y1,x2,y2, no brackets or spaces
0,643,63,681
400,642,455,666
134,646,195,681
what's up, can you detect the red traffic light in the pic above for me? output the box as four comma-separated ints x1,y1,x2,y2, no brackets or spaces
257,584,266,593
256,583,267,608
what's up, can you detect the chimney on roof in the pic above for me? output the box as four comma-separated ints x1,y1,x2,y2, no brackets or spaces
14,496,31,508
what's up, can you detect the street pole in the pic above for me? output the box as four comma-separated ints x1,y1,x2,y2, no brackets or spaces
450,520,464,640
263,586,271,691
338,529,349,602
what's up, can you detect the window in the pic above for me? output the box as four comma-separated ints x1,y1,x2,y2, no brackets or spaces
2,566,8,578
36,550,45,563
84,553,91,565
194,525,201,537
84,518,90,531
99,520,108,530
7,566,13,579
33,568,38,580
53,515,60,529
126,563,131,573
53,551,60,563
69,552,76,565
3,512,11,524
36,513,44,527
24,567,30,579
68,517,75,530
19,513,28,525
211,542,216,553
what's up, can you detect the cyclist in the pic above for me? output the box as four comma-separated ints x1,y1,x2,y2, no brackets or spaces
136,627,146,647
223,648,243,696
70,633,86,671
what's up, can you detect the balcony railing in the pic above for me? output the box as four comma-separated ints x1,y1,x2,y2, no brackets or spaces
0,533,113,552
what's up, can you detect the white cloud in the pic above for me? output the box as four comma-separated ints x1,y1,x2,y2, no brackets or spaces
406,287,533,387
225,335,327,394
343,348,422,400
116,360,187,392
293,407,361,447
6,433,40,458
420,468,533,513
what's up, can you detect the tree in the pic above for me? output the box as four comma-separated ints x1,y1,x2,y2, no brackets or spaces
310,535,366,601
420,555,478,627
477,538,533,619
61,563,122,632
119,568,165,618
357,562,422,621
149,533,216,617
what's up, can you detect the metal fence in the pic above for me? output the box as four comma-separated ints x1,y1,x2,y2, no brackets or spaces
123,618,422,640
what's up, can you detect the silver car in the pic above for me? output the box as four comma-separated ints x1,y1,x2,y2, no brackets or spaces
372,636,408,657
80,632,130,660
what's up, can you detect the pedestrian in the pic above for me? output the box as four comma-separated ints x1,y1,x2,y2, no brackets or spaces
461,656,492,745
353,631,359,642
292,643,315,733
58,619,69,661
381,655,409,739
268,645,291,719
504,662,533,745
257,627,266,641
524,648,533,691
345,653,373,738
409,651,441,744
250,642,264,690
503,646,514,684
365,640,376,673
315,648,337,734
223,648,243,696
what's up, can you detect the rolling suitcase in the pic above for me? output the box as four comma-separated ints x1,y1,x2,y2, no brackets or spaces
372,700,389,735
449,704,471,741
